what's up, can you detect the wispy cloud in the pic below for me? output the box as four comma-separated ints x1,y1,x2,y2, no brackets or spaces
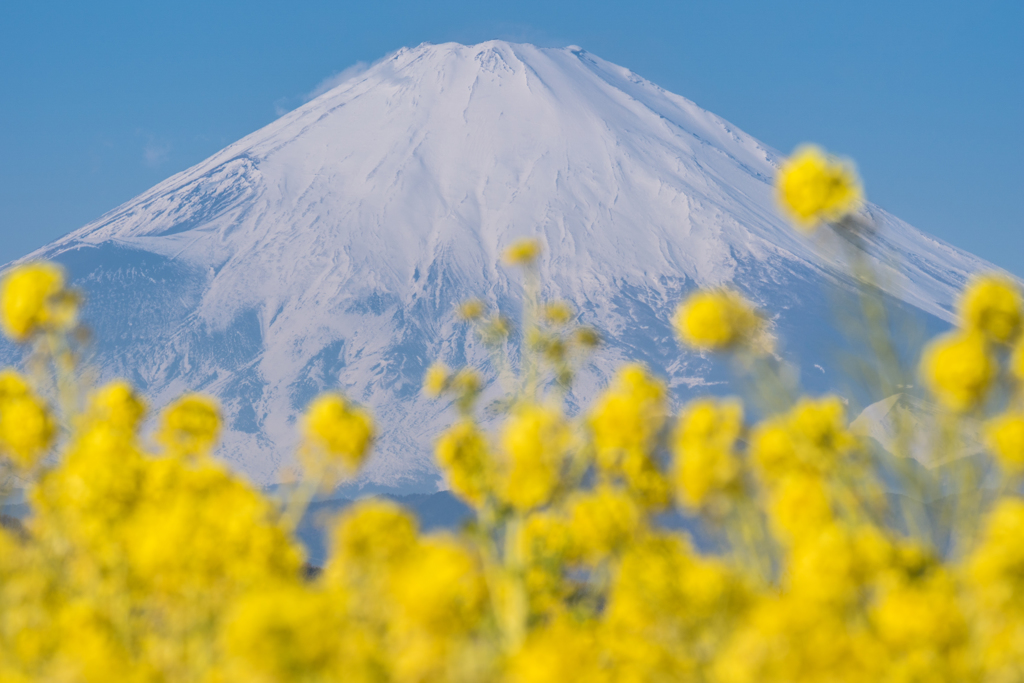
303,61,371,102
143,138,172,168
271,59,377,120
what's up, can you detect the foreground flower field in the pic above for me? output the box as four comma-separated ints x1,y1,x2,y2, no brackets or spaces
1,146,1023,682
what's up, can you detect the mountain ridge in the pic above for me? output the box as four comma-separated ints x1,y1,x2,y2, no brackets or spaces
4,41,993,492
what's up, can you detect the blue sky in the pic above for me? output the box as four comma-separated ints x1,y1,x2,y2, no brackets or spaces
1,1,1021,273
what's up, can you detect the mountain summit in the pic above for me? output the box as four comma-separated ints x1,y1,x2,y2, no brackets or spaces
10,41,989,491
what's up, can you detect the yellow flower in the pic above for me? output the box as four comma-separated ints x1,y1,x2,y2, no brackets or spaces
389,535,487,634
776,145,863,230
506,616,609,683
435,420,492,506
0,392,55,468
920,331,995,412
515,512,575,613
125,457,302,593
967,497,1024,603
500,403,571,512
31,420,146,545
87,381,146,431
451,368,482,398
673,399,743,509
159,393,221,456
457,298,486,320
542,301,574,326
749,418,797,483
605,533,745,680
871,571,966,651
516,511,574,562
767,472,833,542
302,393,374,473
224,584,348,681
958,273,1022,343
787,524,878,606
788,395,856,468
566,485,642,562
589,364,667,470
503,238,541,266
674,289,760,351
422,362,451,398
0,262,79,342
574,326,602,348
0,370,31,400
324,498,418,594
986,412,1024,472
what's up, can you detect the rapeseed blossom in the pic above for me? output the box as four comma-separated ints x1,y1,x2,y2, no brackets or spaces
159,393,221,456
0,262,78,341
674,398,743,509
674,289,760,351
0,385,54,468
423,362,452,397
776,145,863,230
500,403,571,511
985,412,1024,472
435,420,491,506
503,238,541,266
921,331,996,411
302,393,374,473
2,144,1024,682
958,273,1022,344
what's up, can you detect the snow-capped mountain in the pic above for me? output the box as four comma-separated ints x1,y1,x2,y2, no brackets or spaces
5,41,992,492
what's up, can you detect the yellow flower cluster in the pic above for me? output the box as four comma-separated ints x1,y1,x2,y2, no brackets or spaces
0,262,79,341
302,393,375,474
776,145,863,230
1,143,1023,683
503,237,542,266
674,288,762,351
0,370,55,469
919,274,1023,412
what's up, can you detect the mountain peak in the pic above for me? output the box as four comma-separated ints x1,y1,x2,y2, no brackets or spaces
14,42,987,491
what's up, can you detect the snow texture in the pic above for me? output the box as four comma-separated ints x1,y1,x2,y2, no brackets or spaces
4,41,997,492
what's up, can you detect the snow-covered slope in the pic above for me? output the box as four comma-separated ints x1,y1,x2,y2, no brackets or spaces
7,41,992,491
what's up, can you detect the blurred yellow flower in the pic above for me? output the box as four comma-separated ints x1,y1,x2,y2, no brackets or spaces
674,398,743,509
767,472,833,542
159,394,221,456
776,145,863,230
0,392,55,468
920,331,995,412
749,418,797,483
422,362,451,397
500,403,571,511
507,616,608,683
302,393,374,473
958,273,1022,343
503,238,541,266
389,535,487,634
574,326,602,348
542,301,574,326
458,298,486,320
87,380,146,431
125,458,302,594
435,420,492,506
0,262,79,342
325,498,418,588
566,485,642,563
0,369,30,400
674,289,760,351
224,584,348,681
986,412,1024,472
589,363,667,470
